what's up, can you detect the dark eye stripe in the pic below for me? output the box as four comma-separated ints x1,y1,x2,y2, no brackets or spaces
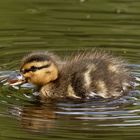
21,64,51,74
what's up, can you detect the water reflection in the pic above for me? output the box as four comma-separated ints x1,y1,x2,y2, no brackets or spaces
19,105,56,133
8,89,140,134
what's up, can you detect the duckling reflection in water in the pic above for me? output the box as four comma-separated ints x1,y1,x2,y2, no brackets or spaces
20,51,133,100
12,105,56,133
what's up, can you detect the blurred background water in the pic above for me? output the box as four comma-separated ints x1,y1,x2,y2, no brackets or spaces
0,0,140,140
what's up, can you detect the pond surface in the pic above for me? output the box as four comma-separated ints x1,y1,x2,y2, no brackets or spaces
0,0,140,140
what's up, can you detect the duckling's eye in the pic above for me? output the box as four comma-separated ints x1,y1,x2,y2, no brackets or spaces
21,63,51,74
21,66,37,74
30,66,38,72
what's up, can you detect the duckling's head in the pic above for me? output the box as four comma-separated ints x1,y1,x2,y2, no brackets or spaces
20,52,59,86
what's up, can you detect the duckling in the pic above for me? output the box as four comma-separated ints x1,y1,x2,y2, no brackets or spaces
20,51,132,100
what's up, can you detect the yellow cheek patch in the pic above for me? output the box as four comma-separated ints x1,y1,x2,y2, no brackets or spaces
21,62,58,86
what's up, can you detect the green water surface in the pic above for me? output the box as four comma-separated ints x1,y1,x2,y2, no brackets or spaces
0,0,140,140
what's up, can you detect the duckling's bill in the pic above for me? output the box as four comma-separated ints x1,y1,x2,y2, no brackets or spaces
7,73,26,86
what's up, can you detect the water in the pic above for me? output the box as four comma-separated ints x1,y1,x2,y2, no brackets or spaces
0,0,140,139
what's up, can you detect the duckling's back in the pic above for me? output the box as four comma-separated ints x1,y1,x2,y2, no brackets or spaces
59,51,132,99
